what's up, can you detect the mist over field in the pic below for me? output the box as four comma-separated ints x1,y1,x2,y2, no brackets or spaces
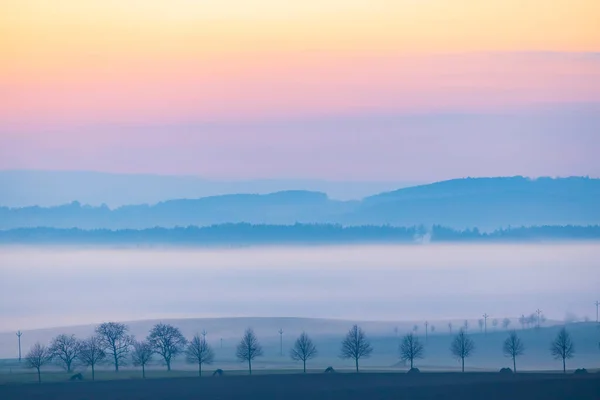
1,244,598,333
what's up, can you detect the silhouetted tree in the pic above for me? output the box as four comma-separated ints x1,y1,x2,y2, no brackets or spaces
399,333,424,369
340,325,373,373
25,342,52,383
290,332,318,373
147,323,187,371
502,331,525,372
502,318,511,330
448,322,453,333
49,334,81,373
478,319,484,332
492,319,499,330
450,330,475,372
236,328,263,374
78,335,106,380
550,328,575,373
131,341,154,378
430,325,436,333
186,334,215,377
96,322,133,372
463,320,469,332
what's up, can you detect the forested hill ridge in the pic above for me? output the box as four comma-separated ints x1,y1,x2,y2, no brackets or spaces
1,224,599,246
0,176,598,230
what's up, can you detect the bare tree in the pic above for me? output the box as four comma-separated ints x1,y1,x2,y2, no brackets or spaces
96,322,134,372
502,318,511,330
290,332,318,373
236,328,263,375
49,334,81,373
131,341,154,379
450,330,475,372
340,324,373,373
186,334,215,377
477,319,484,333
502,331,525,372
448,322,453,333
430,325,436,333
25,343,52,383
492,319,499,331
147,323,187,371
78,335,106,381
463,320,469,332
399,333,424,370
550,327,575,373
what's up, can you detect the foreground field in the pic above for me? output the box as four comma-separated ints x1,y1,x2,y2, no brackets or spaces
1,372,599,400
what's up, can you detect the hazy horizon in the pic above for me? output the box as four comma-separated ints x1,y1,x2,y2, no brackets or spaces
1,243,598,332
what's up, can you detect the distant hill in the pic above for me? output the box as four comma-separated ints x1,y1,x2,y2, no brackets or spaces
0,170,415,206
0,176,598,230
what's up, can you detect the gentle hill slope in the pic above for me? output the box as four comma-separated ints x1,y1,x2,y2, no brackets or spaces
0,177,598,230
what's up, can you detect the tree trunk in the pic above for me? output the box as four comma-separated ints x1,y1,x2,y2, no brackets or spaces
92,364,95,381
513,357,516,373
355,358,359,373
166,358,171,371
410,358,413,369
248,359,252,375
67,362,71,373
303,360,306,373
461,357,465,373
563,358,566,374
37,367,41,384
114,352,119,372
142,364,146,379
199,362,202,377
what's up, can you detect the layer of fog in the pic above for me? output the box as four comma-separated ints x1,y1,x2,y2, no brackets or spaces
1,244,599,332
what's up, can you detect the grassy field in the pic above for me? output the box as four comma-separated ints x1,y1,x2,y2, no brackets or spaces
1,372,599,400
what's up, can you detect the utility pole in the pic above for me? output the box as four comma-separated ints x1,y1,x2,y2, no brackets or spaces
595,301,599,324
278,329,283,356
16,331,23,363
483,314,489,335
536,309,543,328
424,321,429,342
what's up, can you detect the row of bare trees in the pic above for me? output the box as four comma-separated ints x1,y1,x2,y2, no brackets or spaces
24,322,577,383
399,327,575,373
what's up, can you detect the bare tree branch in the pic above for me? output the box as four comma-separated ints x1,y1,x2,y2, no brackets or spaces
95,322,133,372
49,334,81,373
147,323,187,372
131,340,154,379
290,332,317,373
399,333,424,370
340,325,373,373
236,328,263,375
450,330,475,372
185,334,215,377
550,327,575,373
78,335,106,381
502,331,525,372
25,342,52,383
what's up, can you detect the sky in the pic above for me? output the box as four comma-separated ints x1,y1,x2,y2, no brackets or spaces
1,0,599,181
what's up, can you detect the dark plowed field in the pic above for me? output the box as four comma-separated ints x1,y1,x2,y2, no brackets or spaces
1,373,599,400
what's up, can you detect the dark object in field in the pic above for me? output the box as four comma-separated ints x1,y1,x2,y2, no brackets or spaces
212,369,223,376
407,368,420,374
574,368,588,375
69,373,83,381
324,367,336,373
499,368,513,374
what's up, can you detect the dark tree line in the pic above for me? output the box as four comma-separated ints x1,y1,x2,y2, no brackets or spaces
2,224,600,246
22,322,580,382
